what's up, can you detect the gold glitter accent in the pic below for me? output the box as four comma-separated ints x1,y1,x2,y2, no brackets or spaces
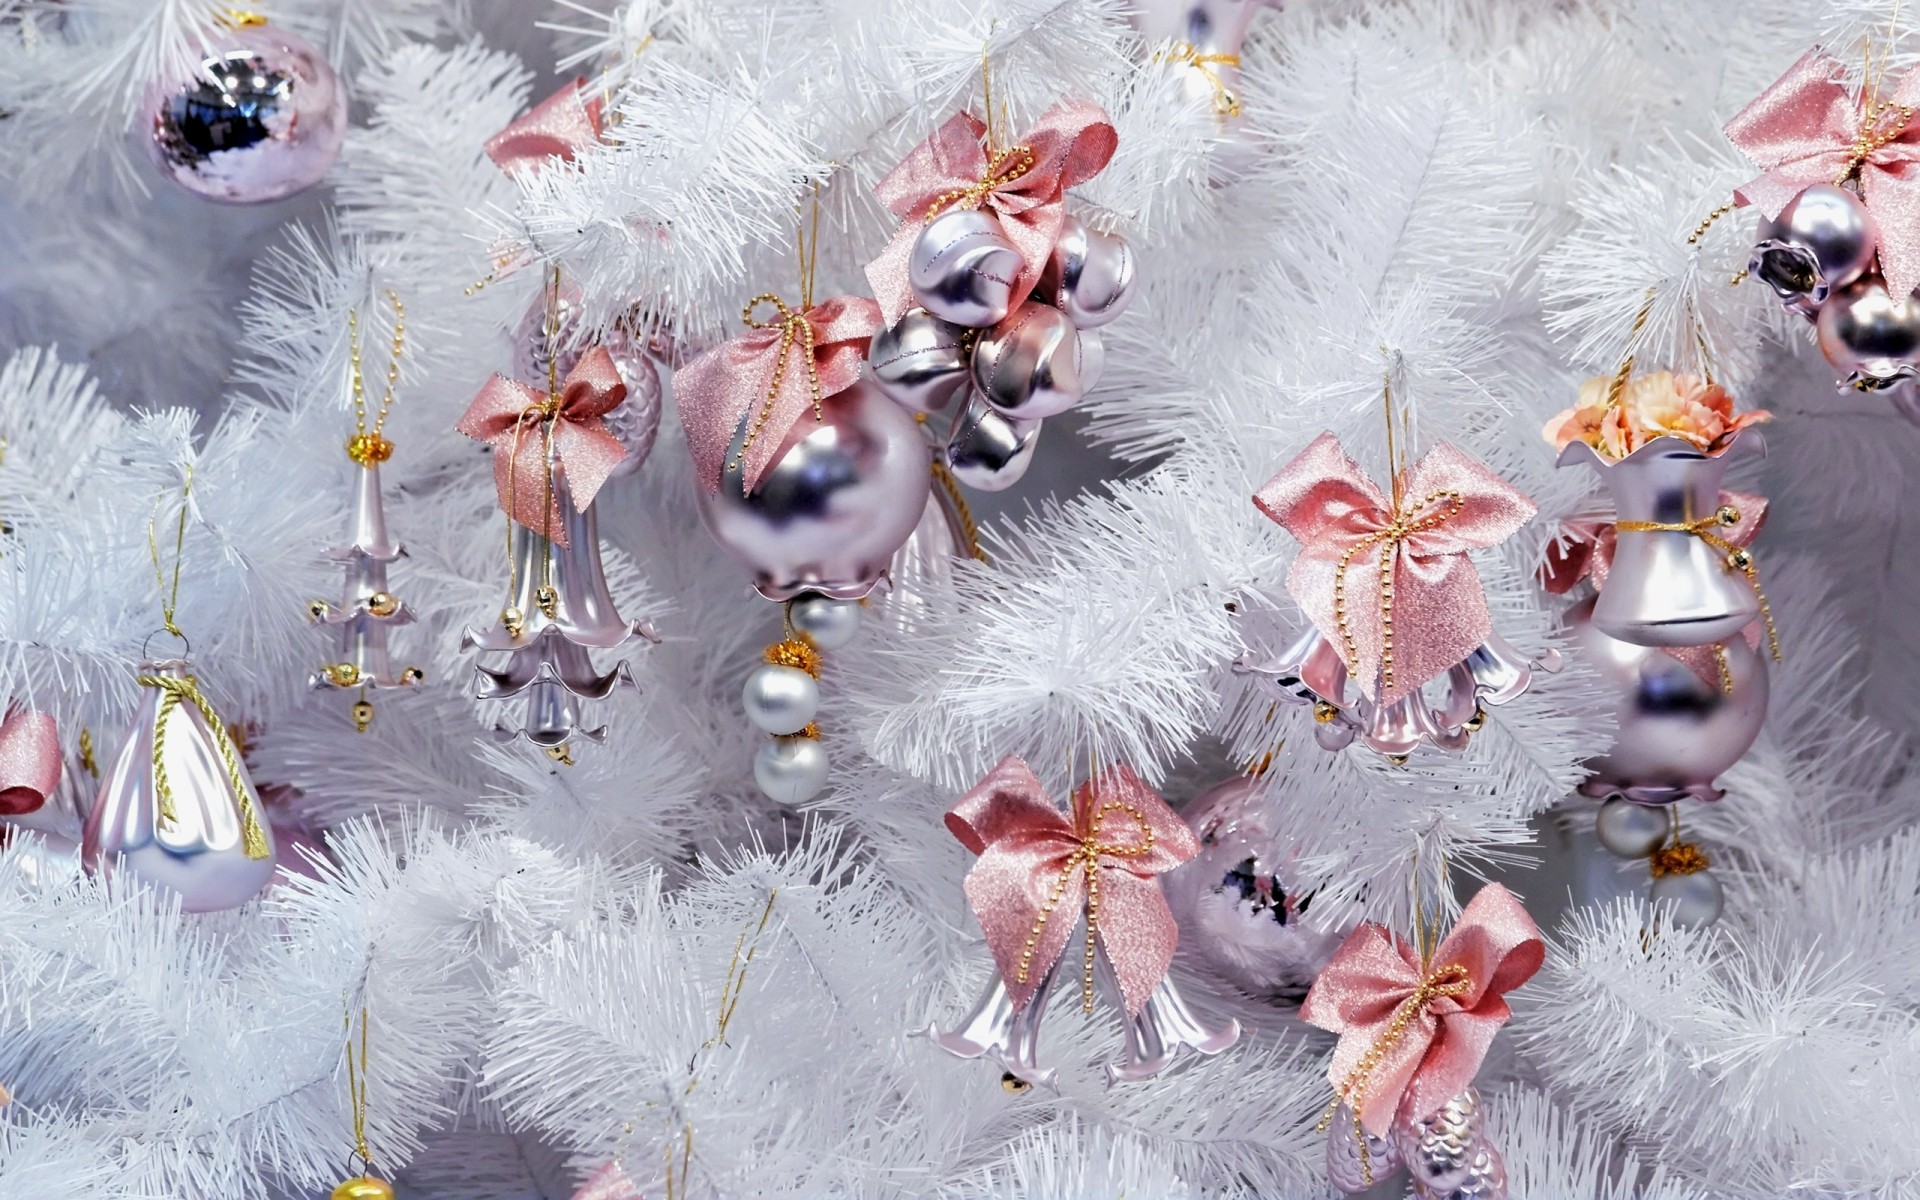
763,638,824,678
1649,841,1710,878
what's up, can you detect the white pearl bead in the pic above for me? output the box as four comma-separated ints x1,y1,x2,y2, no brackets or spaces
789,594,861,650
742,664,819,735
1649,869,1723,928
754,736,829,804
1595,797,1668,859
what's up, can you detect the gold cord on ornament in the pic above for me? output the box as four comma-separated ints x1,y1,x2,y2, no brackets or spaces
1603,287,1659,411
1614,504,1782,680
78,728,98,778
147,467,195,641
136,672,270,859
1013,798,1157,1015
339,1000,383,1187
346,291,406,466
923,47,1034,222
1840,27,1911,187
727,189,828,484
929,458,987,563
1155,41,1244,116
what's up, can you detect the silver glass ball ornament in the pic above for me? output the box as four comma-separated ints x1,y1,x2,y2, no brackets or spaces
742,664,819,736
970,302,1086,420
1751,184,1879,318
1649,867,1724,929
946,396,1041,492
1078,328,1106,392
698,380,932,601
142,23,346,204
909,209,1023,328
1038,214,1137,328
753,735,829,804
1815,275,1920,390
1594,797,1669,858
867,309,971,414
788,593,861,650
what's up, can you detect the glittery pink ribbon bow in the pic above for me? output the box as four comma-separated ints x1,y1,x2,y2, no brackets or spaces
486,78,607,173
673,294,882,496
0,705,59,816
457,346,629,545
1255,433,1536,706
865,100,1119,325
945,756,1198,1017
1301,883,1544,1136
1725,49,1920,297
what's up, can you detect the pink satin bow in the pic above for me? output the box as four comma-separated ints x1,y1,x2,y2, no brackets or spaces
1255,433,1536,706
1725,49,1920,297
865,100,1119,325
457,346,629,545
673,294,882,496
945,756,1198,1016
0,705,59,816
1301,883,1544,1136
486,78,607,174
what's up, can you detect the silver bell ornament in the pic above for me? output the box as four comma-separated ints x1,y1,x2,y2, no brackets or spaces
909,208,1024,328
946,396,1041,492
1093,947,1241,1086
309,444,422,732
753,733,830,804
142,19,346,204
1557,434,1764,647
1814,274,1920,390
1161,775,1354,999
1750,184,1878,318
867,308,972,414
698,380,932,602
83,660,276,913
1326,1104,1403,1194
923,963,1063,1094
1594,796,1670,858
462,458,658,749
1129,0,1276,119
1565,595,1768,805
969,302,1087,420
1037,215,1137,329
511,290,664,479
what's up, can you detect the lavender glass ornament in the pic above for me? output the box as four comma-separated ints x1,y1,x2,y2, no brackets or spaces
698,380,932,601
908,209,1023,328
1409,1137,1507,1200
867,308,971,414
1815,275,1920,390
142,23,345,204
1037,215,1137,329
1557,433,1763,647
1128,0,1277,118
1594,796,1668,858
512,293,663,479
1093,948,1240,1085
1326,1104,1403,1194
1750,184,1878,318
946,396,1041,492
309,459,421,723
84,660,277,912
1079,328,1106,392
969,302,1087,420
1398,1088,1483,1195
1565,596,1768,805
923,962,1063,1093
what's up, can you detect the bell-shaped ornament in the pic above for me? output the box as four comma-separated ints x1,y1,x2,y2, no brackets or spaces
946,395,1041,492
83,660,276,912
970,302,1086,420
922,962,1062,1093
1751,184,1878,319
310,459,422,725
1814,275,1920,390
699,379,932,601
1037,215,1136,329
1565,595,1768,804
867,308,971,414
1557,433,1763,647
1130,0,1275,118
909,208,1023,328
1093,950,1240,1085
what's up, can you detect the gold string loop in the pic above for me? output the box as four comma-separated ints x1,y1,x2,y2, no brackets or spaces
1155,41,1244,116
1614,508,1783,688
135,672,270,860
147,467,195,642
1332,490,1467,696
1014,799,1157,1014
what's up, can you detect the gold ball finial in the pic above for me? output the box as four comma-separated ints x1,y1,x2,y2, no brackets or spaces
1727,547,1754,572
1312,700,1340,724
401,666,425,685
1463,707,1488,733
999,1072,1031,1094
323,662,363,688
332,1177,396,1200
1716,504,1741,527
367,591,399,617
535,584,560,618
501,606,526,637
308,599,332,621
545,743,575,766
350,699,375,733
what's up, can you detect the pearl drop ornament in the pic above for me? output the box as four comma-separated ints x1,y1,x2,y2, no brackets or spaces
789,594,862,650
1649,868,1724,929
754,735,829,804
742,665,819,736
1595,797,1669,859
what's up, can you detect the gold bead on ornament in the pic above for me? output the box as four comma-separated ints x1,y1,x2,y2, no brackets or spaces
535,584,559,617
1312,700,1340,724
308,599,331,621
332,1177,396,1200
351,700,375,733
999,1072,1030,1094
1716,504,1741,527
401,666,424,685
1727,547,1754,572
1385,753,1409,767
367,591,399,617
1463,707,1487,733
502,606,525,636
324,662,362,687
545,742,575,766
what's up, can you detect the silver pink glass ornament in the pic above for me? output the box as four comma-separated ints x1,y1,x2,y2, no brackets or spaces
142,22,346,204
309,458,422,730
908,209,1023,327
1556,433,1763,647
83,660,277,912
1565,596,1768,804
923,963,1063,1093
1092,949,1240,1085
1128,0,1277,119
969,302,1087,420
1814,275,1920,390
867,307,972,414
462,458,658,749
945,394,1041,491
1037,214,1137,329
512,292,663,479
698,380,932,601
1161,775,1353,999
1398,1087,1485,1195
1326,1103,1403,1194
1750,184,1878,319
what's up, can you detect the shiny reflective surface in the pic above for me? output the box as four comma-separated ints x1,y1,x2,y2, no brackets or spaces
867,308,971,413
908,209,1023,327
512,291,663,479
753,735,829,803
143,26,345,204
1039,215,1137,328
923,963,1062,1093
1815,275,1920,388
1751,184,1877,316
312,463,421,694
1398,1088,1483,1194
1326,1102,1402,1194
946,395,1041,491
83,661,277,912
788,593,862,650
1649,868,1724,929
742,664,819,735
970,302,1086,419
1559,435,1762,646
1095,951,1241,1085
1594,796,1669,858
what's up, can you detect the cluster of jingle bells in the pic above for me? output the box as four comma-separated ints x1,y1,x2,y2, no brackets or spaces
1542,374,1778,930
1726,48,1920,426
1235,431,1558,762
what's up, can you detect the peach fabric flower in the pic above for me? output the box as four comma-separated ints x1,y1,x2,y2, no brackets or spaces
1542,371,1770,460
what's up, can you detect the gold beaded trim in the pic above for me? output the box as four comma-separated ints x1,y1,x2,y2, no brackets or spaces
727,295,821,482
1616,503,1781,690
922,145,1035,223
1014,799,1156,1015
346,291,406,465
1332,489,1465,696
